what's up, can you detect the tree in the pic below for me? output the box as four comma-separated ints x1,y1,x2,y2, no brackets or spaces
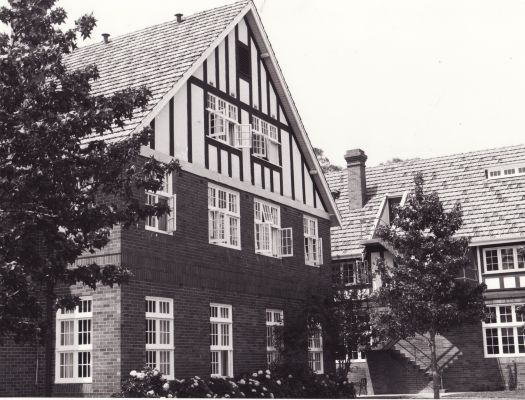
314,147,342,174
371,173,485,399
0,0,177,392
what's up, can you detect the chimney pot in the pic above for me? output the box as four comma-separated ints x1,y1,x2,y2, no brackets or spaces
175,13,183,23
344,149,367,209
102,33,110,44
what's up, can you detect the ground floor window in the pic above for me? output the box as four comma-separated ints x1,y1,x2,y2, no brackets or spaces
308,326,324,373
266,309,284,367
210,303,233,377
146,297,175,378
55,298,92,383
483,303,525,357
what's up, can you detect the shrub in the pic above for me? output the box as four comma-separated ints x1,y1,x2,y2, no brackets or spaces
112,368,356,398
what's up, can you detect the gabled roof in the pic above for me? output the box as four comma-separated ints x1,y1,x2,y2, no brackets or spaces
64,0,249,141
326,144,525,258
65,0,341,225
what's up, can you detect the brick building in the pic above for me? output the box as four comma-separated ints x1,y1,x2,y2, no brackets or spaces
0,1,342,396
326,145,525,395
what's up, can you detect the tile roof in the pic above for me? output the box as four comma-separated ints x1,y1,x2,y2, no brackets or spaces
326,144,525,258
64,0,248,141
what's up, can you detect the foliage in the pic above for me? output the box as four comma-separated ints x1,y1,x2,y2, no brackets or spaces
112,367,356,398
371,172,486,398
313,147,342,174
0,0,178,343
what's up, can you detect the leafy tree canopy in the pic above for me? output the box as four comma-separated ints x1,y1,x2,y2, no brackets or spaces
0,0,177,343
314,147,342,174
372,173,485,398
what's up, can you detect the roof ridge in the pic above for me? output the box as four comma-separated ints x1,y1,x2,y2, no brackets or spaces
71,0,249,53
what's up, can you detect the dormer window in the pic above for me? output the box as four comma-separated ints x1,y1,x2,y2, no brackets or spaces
487,164,525,179
387,196,402,223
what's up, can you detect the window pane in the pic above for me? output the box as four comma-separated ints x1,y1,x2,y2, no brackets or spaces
78,319,91,346
501,249,515,270
160,351,170,376
485,307,497,324
210,323,218,346
146,319,156,345
211,351,219,375
60,352,74,378
485,250,499,271
60,320,74,346
146,350,156,369
485,328,499,354
160,320,170,345
500,306,513,323
78,351,91,378
501,327,515,354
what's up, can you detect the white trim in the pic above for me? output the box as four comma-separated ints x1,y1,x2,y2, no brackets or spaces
482,303,525,358
369,197,387,240
145,297,175,379
470,236,525,246
477,246,483,284
142,146,331,220
482,245,525,275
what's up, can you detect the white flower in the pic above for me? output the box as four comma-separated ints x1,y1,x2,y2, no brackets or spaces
193,382,199,387
163,382,170,391
276,380,281,385
265,370,271,375
258,370,263,375
153,369,159,376
129,370,137,377
137,372,145,380
195,376,201,380
269,394,274,398
252,373,258,378
225,395,230,398
265,375,270,379
206,394,211,398
254,381,260,387
288,374,293,379
251,389,256,393
167,395,173,398
147,390,155,396
239,379,246,385
262,387,267,392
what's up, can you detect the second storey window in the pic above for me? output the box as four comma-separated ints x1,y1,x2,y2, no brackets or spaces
484,246,525,273
146,173,176,234
145,297,175,379
252,116,280,165
304,216,323,266
55,298,92,383
332,261,370,286
254,199,293,258
207,93,251,149
308,326,324,374
266,309,284,367
483,304,525,357
208,184,241,249
210,303,233,377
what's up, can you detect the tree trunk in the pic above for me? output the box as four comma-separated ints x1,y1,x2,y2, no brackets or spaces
429,332,440,399
44,283,55,397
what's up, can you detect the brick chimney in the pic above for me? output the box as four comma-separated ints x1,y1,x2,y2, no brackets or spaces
344,149,367,209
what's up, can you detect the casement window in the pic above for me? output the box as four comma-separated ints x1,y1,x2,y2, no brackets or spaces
483,246,525,273
266,309,284,367
251,116,280,165
210,303,233,377
145,297,175,379
483,304,525,357
207,93,251,148
55,298,92,383
332,261,370,286
208,184,241,249
308,326,324,373
304,216,323,266
254,199,293,258
146,173,176,234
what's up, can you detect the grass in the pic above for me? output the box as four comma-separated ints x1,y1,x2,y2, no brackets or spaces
444,390,525,398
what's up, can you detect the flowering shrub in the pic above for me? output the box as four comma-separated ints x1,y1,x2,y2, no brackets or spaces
112,368,355,398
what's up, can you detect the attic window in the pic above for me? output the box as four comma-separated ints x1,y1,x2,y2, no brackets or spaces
237,42,251,80
387,197,402,222
487,164,525,180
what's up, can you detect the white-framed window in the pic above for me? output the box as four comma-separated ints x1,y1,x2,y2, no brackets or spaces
483,246,525,273
146,173,176,234
207,93,251,148
308,326,324,373
251,116,280,165
208,184,241,249
266,309,284,367
332,261,370,285
55,298,93,383
254,199,293,258
487,164,525,179
145,297,175,379
482,303,525,357
304,216,323,266
210,303,233,377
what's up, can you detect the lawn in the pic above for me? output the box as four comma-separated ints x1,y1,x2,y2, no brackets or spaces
444,390,525,399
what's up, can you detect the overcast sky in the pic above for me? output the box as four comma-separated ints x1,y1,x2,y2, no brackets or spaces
4,0,525,167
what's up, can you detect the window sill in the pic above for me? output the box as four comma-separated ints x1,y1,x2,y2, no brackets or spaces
209,242,241,251
55,378,93,384
146,226,174,236
483,269,525,275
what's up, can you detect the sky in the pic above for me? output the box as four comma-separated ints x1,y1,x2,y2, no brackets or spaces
3,0,525,167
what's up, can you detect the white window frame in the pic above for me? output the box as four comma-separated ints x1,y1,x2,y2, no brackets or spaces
304,215,323,267
483,246,525,274
487,163,525,179
254,199,293,258
207,93,251,149
266,309,284,367
308,326,324,374
482,303,525,358
208,184,241,250
251,116,280,165
55,298,93,384
145,297,175,379
146,172,176,235
333,261,370,286
210,303,233,377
